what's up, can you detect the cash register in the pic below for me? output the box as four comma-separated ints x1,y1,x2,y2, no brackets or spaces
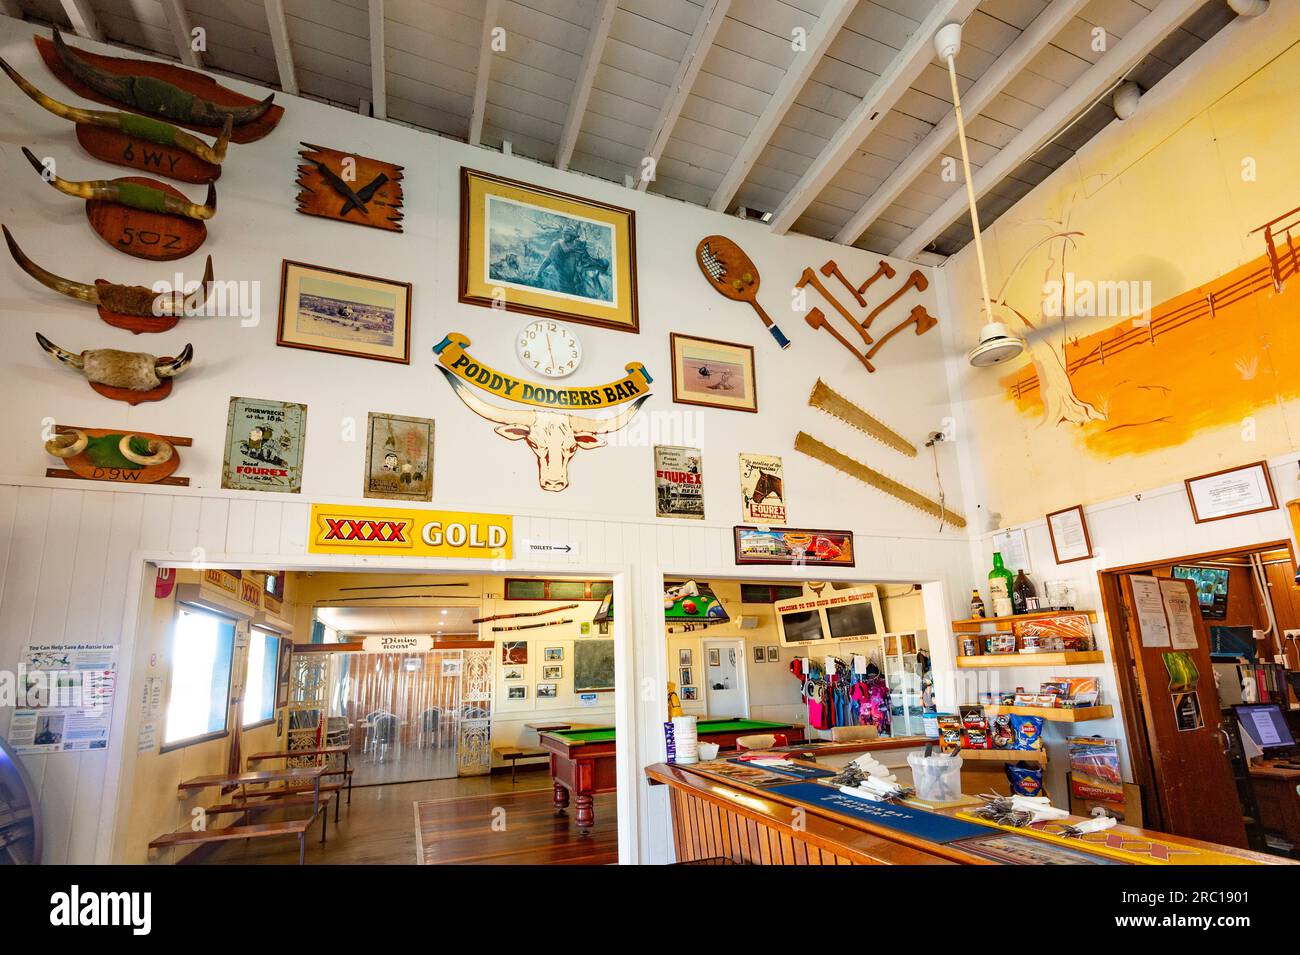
1234,702,1299,766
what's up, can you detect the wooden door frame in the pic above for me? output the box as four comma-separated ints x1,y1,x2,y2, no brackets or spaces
1096,538,1295,832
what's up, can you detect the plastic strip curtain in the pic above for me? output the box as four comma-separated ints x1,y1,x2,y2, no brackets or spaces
331,649,464,786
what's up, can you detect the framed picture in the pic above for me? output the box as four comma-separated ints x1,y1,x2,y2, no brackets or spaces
678,649,692,666
364,412,433,502
441,659,462,677
767,646,779,663
459,167,638,333
503,666,525,681
669,334,757,413
734,526,854,567
222,397,307,493
275,638,292,709
707,648,721,667
544,647,563,661
507,685,528,701
752,646,765,664
277,260,412,364
1184,461,1278,523
1046,504,1094,564
680,667,692,686
537,683,557,699
542,664,562,680
738,453,785,523
655,445,704,520
501,641,527,665
681,686,697,701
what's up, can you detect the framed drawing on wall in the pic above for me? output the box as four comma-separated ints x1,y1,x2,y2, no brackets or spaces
1184,461,1277,523
277,260,412,364
364,412,433,502
1046,504,1093,564
669,334,757,413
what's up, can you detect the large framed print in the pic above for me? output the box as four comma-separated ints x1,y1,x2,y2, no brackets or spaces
277,260,412,364
655,445,704,519
669,334,757,413
459,168,638,332
1184,461,1277,523
1046,504,1093,564
734,526,854,567
364,412,434,502
222,397,307,493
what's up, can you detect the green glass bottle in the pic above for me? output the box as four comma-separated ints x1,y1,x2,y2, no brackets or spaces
988,551,1014,617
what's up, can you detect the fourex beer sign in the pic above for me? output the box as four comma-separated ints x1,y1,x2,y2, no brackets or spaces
308,504,511,559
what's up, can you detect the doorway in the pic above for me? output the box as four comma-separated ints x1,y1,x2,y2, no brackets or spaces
702,639,748,718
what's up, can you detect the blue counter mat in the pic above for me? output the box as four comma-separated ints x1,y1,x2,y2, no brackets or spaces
767,782,989,843
727,759,836,780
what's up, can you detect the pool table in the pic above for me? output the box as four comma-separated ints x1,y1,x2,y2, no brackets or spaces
539,719,804,832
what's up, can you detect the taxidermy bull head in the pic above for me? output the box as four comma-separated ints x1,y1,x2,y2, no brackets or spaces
53,27,273,127
0,56,230,165
35,333,193,391
23,147,217,220
436,366,648,492
5,226,213,320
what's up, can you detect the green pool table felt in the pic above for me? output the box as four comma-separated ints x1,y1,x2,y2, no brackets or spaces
552,719,794,744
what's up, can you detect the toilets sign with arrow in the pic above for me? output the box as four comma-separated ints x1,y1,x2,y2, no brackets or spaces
522,539,581,559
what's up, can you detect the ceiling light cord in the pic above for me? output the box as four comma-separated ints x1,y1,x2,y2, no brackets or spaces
945,50,994,325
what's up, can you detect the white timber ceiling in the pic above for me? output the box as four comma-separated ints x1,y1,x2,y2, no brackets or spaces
315,604,480,635
6,0,1245,259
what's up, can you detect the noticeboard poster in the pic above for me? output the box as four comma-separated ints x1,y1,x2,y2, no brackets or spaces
10,643,119,754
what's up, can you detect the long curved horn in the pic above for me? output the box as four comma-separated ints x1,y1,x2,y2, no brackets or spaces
178,255,215,316
155,343,193,378
119,434,174,466
436,366,534,427
3,225,100,305
53,27,273,127
570,394,650,435
45,429,88,458
22,149,217,220
34,332,84,370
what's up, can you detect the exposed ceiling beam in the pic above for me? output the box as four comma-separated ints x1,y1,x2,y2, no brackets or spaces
469,0,501,146
263,0,299,96
834,0,1090,246
1,0,25,21
368,0,386,119
637,0,732,191
60,0,102,41
893,0,1204,259
555,0,618,171
767,0,981,235
160,0,204,69
708,0,855,211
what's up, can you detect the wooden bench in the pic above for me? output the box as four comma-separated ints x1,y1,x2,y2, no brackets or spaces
148,813,320,865
246,748,354,806
493,745,548,783
204,791,336,842
271,782,346,823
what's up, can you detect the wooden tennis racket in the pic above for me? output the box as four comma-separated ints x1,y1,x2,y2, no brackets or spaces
695,235,791,349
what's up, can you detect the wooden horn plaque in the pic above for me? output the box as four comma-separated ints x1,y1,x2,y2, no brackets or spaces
76,125,221,184
85,176,206,260
89,377,173,405
94,279,179,334
45,425,191,486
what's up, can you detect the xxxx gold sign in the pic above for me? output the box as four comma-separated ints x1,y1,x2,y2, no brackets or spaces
433,332,652,409
308,504,511,559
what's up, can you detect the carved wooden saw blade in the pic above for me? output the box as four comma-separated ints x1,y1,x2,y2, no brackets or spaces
808,379,916,457
794,432,965,528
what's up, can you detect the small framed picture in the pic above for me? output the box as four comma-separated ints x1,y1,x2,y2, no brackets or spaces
544,647,564,661
678,649,692,666
670,333,758,412
1046,504,1094,564
542,664,562,680
507,685,528,701
537,683,557,699
680,667,692,686
277,260,412,364
364,412,433,502
502,641,527,665
708,648,721,667
441,659,462,677
1184,461,1278,524
681,686,698,701
767,646,779,663
503,666,525,682
753,646,765,663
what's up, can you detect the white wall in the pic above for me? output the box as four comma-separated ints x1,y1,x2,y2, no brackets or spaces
0,17,971,864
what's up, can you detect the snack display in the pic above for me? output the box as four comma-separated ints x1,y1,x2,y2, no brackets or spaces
936,713,963,754
959,704,991,749
1005,761,1045,797
1010,714,1045,750
990,713,1014,749
1013,612,1093,651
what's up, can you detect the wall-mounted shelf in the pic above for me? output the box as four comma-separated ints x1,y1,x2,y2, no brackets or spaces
951,610,1097,632
954,748,1048,763
983,704,1113,722
956,651,1104,669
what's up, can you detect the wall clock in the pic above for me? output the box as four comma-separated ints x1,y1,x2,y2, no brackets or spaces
295,142,404,232
516,320,583,378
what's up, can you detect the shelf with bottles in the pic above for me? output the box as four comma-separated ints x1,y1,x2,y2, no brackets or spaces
951,609,1097,631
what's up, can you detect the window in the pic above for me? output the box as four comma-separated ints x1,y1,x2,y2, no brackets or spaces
503,578,613,600
243,629,280,728
163,607,236,749
740,583,805,604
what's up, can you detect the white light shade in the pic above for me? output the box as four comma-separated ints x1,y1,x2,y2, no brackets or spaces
1112,81,1141,120
933,22,963,60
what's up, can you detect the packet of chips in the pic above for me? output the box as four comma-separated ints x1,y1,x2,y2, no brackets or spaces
936,713,963,754
1005,761,1045,797
1010,713,1045,750
990,713,1014,749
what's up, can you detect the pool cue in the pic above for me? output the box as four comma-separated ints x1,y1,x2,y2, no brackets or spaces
473,603,579,624
491,617,575,633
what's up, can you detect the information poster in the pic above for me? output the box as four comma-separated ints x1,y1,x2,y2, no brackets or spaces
1159,578,1200,649
136,676,163,753
654,445,704,520
11,643,119,754
738,452,786,524
1128,575,1171,647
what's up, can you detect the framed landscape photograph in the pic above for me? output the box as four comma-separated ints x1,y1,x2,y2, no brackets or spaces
277,260,412,364
460,167,638,332
542,664,562,680
364,412,433,502
669,334,757,412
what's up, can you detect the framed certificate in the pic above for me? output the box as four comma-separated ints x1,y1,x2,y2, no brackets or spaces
1046,505,1093,564
1184,461,1277,524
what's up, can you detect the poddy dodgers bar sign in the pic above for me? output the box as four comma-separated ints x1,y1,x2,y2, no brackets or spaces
308,504,512,559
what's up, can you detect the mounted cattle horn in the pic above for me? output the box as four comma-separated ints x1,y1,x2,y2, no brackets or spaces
23,148,217,220
44,429,88,458
35,332,193,391
0,56,230,165
4,225,213,321
53,27,273,127
118,434,174,466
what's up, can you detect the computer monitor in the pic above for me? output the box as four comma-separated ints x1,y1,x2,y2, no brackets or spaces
1233,703,1297,756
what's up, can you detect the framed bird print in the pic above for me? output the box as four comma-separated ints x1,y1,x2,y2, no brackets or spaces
296,143,404,231
669,333,757,412
277,260,412,364
459,167,639,333
364,413,434,502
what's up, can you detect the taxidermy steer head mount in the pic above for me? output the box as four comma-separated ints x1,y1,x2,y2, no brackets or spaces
35,333,193,404
436,366,648,492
